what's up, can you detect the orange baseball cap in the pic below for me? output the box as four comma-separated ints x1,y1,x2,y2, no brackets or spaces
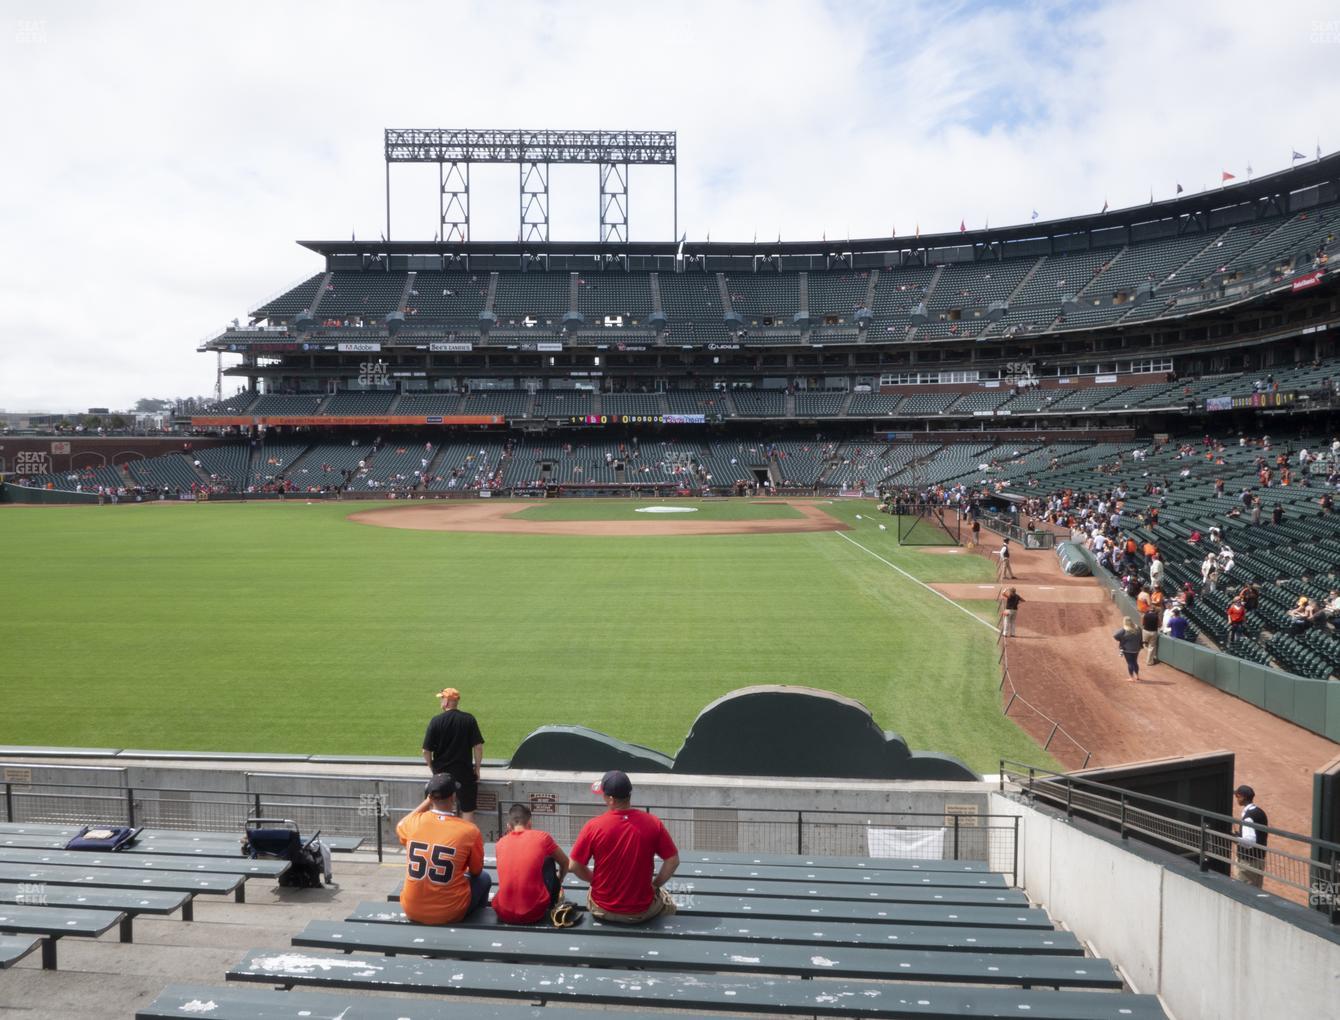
434,687,461,700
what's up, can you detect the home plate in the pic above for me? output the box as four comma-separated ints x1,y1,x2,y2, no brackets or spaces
635,506,699,514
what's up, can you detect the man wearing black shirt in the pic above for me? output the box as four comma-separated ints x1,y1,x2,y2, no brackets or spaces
1233,784,1268,889
422,687,485,823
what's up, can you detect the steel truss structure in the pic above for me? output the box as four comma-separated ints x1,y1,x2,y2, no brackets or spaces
384,128,677,244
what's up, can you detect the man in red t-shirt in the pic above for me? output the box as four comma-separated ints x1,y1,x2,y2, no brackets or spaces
395,774,489,925
493,803,570,925
569,770,679,924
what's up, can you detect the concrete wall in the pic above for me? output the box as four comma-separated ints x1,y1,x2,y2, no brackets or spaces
991,792,1340,1019
1,756,998,860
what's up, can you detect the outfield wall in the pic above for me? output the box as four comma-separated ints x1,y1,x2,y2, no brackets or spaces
990,791,1340,1020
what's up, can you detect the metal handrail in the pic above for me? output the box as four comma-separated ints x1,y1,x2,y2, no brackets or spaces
1000,758,1340,920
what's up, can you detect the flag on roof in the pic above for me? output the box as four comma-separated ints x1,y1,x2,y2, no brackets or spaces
1292,150,1306,161
1176,183,1184,194
1031,210,1039,221
1101,198,1108,213
915,223,920,239
1221,171,1235,182
1318,142,1324,160
959,219,966,233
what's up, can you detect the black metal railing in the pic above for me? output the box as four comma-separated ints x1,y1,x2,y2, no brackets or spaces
1001,759,1340,921
1,773,1019,883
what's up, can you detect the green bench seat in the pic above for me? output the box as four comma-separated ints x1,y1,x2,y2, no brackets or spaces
226,949,1169,1018
0,880,194,929
482,853,1002,888
0,934,42,970
556,873,1025,906
346,900,1081,953
0,902,125,969
0,846,288,878
0,823,362,854
0,861,243,898
661,862,1004,888
293,919,1117,988
483,844,989,872
387,886,1052,928
137,983,720,1019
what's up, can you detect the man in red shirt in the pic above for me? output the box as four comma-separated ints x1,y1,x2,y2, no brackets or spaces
492,803,570,925
395,774,489,925
569,770,679,924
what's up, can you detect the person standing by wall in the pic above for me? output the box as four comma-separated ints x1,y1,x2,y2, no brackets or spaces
421,687,485,824
1140,604,1162,665
1233,784,1268,889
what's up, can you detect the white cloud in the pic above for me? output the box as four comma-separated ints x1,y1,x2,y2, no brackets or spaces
0,0,1335,409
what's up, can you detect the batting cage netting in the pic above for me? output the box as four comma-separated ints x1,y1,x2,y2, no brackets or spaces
894,504,963,545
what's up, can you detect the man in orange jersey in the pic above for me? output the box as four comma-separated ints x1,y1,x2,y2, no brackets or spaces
395,774,489,924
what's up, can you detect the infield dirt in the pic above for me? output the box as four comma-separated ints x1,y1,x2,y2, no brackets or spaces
348,499,849,536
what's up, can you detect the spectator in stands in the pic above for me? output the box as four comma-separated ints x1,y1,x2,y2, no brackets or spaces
1287,597,1318,633
1114,618,1143,681
1149,554,1164,593
1323,590,1340,629
568,770,679,924
1232,785,1268,889
1140,604,1162,665
422,688,485,824
1271,503,1285,526
492,803,571,925
1000,587,1023,637
1164,606,1190,641
1226,596,1247,647
396,774,490,924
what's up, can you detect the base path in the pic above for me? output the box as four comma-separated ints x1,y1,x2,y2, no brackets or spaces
347,501,849,537
956,541,1337,845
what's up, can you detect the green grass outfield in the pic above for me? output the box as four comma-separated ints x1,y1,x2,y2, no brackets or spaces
0,499,1052,773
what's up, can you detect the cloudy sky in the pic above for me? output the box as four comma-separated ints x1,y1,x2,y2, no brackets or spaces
0,0,1336,411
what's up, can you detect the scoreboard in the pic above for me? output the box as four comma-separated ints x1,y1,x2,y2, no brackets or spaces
565,414,706,426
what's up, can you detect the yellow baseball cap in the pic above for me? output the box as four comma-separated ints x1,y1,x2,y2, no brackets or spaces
434,687,461,700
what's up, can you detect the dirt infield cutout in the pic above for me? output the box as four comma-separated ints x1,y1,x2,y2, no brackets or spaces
348,500,849,537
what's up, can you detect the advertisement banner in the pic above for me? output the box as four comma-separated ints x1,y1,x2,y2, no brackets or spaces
191,414,505,427
1292,270,1324,292
430,341,473,352
537,341,563,352
337,342,381,352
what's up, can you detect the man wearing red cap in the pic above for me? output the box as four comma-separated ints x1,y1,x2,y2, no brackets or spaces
422,687,485,823
569,770,679,924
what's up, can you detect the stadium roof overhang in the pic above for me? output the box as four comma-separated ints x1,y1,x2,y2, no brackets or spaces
300,151,1339,260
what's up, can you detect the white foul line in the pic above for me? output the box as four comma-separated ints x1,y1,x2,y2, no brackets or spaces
834,530,999,633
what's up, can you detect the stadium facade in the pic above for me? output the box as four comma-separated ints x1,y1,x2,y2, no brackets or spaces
194,150,1338,434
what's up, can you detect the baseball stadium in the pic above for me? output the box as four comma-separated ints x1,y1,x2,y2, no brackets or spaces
5,115,1340,1019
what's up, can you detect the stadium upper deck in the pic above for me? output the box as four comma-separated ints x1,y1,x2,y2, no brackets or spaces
196,153,1339,427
